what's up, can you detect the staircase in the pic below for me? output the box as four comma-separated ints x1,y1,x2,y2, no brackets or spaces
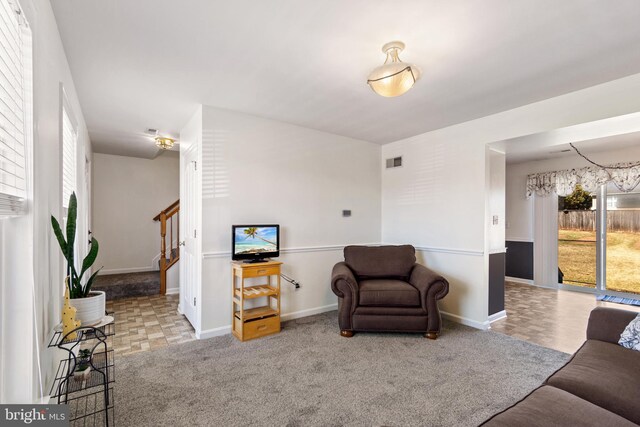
153,199,180,294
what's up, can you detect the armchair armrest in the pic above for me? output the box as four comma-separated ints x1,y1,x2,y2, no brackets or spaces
586,307,638,344
331,262,358,299
409,264,449,312
410,264,449,299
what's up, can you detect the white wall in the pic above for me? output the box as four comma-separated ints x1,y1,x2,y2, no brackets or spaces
191,106,381,337
0,0,92,403
487,149,506,253
381,73,640,329
92,152,179,273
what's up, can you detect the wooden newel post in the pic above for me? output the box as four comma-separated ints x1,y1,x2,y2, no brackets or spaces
160,211,167,294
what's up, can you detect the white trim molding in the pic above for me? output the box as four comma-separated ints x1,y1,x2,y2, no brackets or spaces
202,243,484,259
280,303,337,322
100,266,155,275
488,247,507,254
414,246,484,257
441,311,491,330
196,325,231,340
202,243,380,259
505,237,534,243
165,288,179,296
197,303,338,340
505,276,534,286
488,310,507,324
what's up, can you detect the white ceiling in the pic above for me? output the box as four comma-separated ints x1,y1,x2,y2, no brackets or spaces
51,0,640,158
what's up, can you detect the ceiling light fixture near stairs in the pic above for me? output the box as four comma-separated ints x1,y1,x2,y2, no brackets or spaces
155,136,175,150
367,41,420,97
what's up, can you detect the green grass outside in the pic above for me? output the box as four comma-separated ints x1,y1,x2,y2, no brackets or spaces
558,229,640,294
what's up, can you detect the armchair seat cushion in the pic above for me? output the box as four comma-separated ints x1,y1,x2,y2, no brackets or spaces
358,279,420,307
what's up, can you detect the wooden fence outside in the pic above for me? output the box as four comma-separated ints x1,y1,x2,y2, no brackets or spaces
558,210,640,232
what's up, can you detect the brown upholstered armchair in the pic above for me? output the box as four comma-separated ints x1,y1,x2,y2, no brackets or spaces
331,245,449,339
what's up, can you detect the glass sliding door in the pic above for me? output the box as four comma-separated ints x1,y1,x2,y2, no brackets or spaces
557,186,597,288
605,183,640,295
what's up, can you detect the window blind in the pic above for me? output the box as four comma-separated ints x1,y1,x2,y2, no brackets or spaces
62,106,77,208
0,0,29,216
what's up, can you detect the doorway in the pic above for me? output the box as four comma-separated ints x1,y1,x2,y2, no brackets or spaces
557,183,640,296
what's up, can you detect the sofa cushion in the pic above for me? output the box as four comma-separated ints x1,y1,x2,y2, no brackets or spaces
344,245,416,279
358,279,420,307
481,385,637,427
545,339,640,425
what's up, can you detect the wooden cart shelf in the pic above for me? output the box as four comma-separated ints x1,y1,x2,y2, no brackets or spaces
231,260,282,341
234,285,278,299
234,306,279,321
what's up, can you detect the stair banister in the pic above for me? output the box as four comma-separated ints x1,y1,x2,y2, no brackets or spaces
153,199,180,294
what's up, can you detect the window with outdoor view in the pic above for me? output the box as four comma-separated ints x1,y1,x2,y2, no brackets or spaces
0,0,31,217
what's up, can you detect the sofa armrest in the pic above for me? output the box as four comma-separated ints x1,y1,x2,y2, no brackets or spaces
586,307,638,344
331,262,358,299
409,264,449,312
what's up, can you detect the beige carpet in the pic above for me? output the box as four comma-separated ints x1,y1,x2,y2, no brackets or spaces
115,311,570,426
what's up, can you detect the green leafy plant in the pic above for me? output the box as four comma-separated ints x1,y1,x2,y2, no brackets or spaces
77,349,91,372
561,184,593,211
51,192,101,298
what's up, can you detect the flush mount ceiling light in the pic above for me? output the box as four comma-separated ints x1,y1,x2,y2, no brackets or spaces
155,136,175,150
367,41,420,97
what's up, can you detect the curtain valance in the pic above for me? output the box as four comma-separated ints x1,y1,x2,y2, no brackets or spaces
526,163,640,198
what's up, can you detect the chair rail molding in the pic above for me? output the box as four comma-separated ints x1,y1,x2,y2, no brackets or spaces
201,243,381,259
202,243,485,259
413,245,484,257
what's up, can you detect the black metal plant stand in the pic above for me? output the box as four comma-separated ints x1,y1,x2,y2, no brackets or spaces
48,315,115,426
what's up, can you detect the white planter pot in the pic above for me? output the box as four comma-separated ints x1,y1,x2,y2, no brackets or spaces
73,366,91,381
70,291,106,326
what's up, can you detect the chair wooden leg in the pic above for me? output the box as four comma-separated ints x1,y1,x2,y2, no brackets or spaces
425,332,438,340
340,330,354,338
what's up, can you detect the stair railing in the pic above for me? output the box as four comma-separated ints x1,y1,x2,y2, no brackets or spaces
153,199,179,294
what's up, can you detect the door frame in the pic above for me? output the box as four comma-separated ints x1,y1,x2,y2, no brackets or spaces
179,140,201,334
555,184,640,299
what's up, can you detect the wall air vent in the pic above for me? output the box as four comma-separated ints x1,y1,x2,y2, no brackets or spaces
385,156,402,168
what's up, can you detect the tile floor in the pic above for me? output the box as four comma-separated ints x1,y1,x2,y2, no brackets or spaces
107,282,640,357
106,294,195,356
491,281,640,354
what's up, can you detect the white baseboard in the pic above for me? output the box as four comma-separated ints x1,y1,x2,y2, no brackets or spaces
100,266,155,275
441,311,491,330
488,310,507,323
280,303,337,322
165,288,179,295
505,276,534,286
196,303,339,340
197,325,231,340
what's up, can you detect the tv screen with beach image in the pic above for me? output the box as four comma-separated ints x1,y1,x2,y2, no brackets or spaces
234,226,278,256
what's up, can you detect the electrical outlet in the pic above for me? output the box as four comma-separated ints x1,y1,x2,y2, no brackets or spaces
342,210,351,217
492,215,499,225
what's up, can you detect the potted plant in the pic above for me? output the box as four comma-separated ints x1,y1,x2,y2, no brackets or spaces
73,349,92,381
51,192,104,325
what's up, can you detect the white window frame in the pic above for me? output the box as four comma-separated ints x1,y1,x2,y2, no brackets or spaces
61,88,78,210
0,0,32,218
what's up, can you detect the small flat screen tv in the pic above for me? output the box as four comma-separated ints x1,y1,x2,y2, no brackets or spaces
232,224,280,262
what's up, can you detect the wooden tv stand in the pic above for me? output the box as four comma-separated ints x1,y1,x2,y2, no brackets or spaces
231,260,282,341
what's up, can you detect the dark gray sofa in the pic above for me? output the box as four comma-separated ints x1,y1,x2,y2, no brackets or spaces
482,307,640,426
331,245,449,339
